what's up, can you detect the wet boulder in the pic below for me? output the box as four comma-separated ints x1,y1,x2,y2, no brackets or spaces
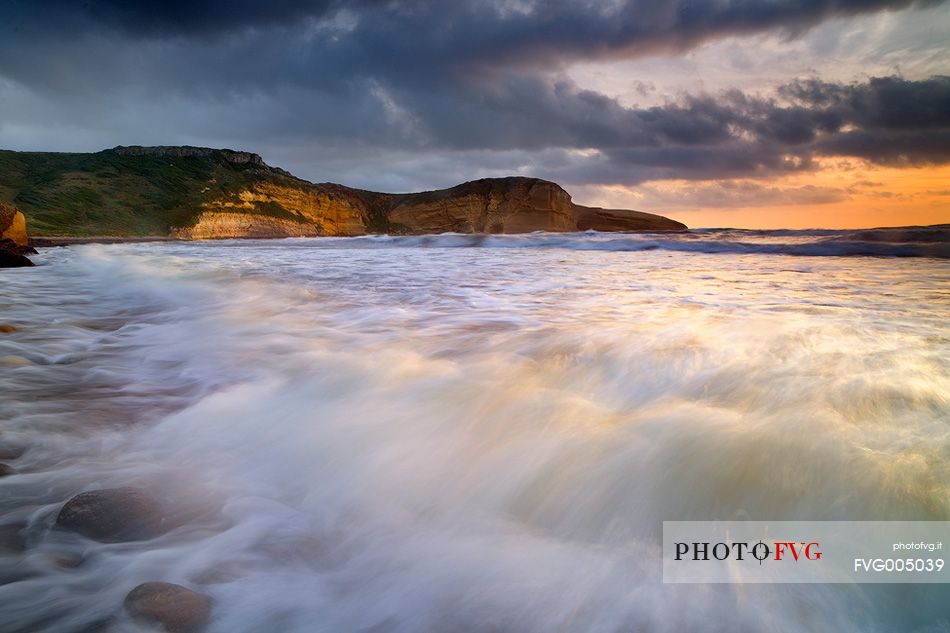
0,463,15,477
0,445,25,460
0,239,34,267
56,487,167,542
124,582,212,633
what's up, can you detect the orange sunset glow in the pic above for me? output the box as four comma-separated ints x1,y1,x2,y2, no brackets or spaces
582,162,950,229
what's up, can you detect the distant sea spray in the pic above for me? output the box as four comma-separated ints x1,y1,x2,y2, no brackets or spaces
261,226,950,258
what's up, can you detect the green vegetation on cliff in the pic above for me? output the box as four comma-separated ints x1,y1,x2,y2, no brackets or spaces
0,147,313,236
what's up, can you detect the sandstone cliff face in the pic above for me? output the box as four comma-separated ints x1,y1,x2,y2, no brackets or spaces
173,212,324,239
0,203,28,246
173,177,685,238
389,177,685,234
173,182,368,238
389,177,577,234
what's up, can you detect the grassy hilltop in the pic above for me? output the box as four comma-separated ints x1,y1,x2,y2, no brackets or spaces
0,147,372,236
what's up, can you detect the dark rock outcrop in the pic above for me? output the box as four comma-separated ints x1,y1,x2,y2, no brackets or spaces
0,239,34,267
113,145,265,166
56,487,167,542
0,463,15,477
574,204,688,231
124,582,212,633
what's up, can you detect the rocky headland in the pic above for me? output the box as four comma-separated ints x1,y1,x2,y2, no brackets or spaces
0,202,35,266
0,146,686,240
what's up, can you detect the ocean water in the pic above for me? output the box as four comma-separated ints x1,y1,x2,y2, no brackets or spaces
0,228,948,633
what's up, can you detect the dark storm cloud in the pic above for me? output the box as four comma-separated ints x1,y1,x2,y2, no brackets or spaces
3,0,943,68
1,0,349,36
780,76,950,130
389,73,950,170
622,76,950,181
0,0,948,190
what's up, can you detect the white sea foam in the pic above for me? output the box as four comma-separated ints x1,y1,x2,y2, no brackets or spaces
0,233,948,632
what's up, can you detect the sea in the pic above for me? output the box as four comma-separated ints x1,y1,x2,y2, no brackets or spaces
1,227,948,632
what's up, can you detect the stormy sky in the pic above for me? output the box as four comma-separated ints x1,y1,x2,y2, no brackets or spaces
1,0,948,227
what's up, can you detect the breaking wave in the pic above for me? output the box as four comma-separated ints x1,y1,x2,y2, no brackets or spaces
0,238,948,632
257,226,950,258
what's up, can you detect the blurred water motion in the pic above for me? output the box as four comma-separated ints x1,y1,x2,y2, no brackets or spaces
0,231,947,633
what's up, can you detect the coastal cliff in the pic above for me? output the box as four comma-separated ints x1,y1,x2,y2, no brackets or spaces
0,202,28,246
0,146,685,238
389,177,577,234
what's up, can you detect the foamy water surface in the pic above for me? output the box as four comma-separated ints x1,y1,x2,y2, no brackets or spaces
1,229,948,632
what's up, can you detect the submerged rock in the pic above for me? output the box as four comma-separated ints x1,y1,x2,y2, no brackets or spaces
0,324,16,333
0,463,15,477
0,445,25,460
0,355,32,366
0,523,25,553
56,487,166,542
124,582,212,633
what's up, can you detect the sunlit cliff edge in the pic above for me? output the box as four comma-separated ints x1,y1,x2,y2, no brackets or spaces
0,146,686,238
0,202,28,246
